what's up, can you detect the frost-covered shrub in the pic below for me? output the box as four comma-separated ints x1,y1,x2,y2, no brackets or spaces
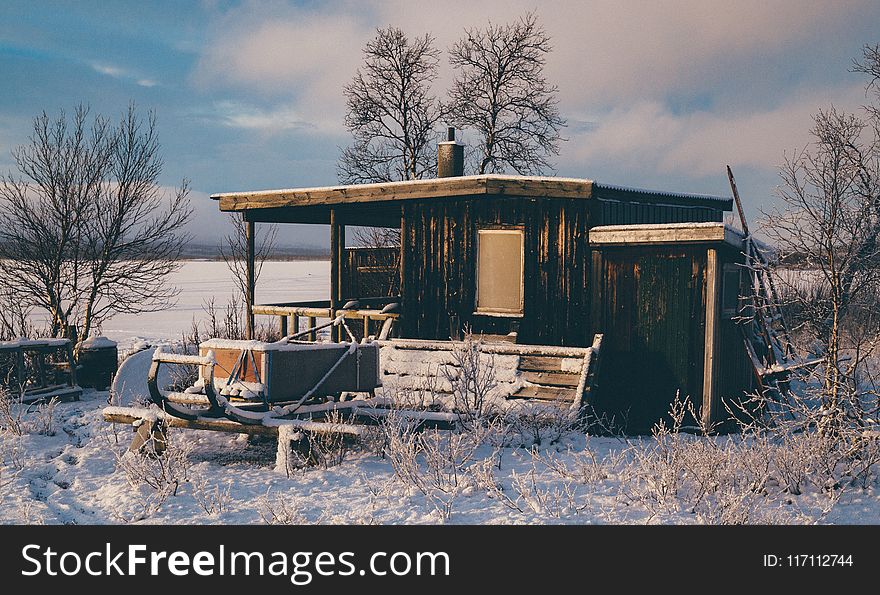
114,427,191,501
444,334,498,427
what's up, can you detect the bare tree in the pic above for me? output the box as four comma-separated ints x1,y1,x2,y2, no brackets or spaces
446,12,565,175
218,213,277,306
852,42,880,122
338,26,443,184
79,107,192,342
0,104,191,342
761,45,880,429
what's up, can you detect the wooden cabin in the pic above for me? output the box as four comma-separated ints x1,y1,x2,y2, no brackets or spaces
211,142,760,432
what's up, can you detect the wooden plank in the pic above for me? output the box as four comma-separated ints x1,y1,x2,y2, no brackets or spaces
104,411,279,436
213,175,594,211
330,208,340,342
245,217,255,340
508,385,577,402
519,355,583,372
702,247,720,427
589,223,742,247
253,305,331,317
103,408,366,437
379,338,590,357
520,371,581,387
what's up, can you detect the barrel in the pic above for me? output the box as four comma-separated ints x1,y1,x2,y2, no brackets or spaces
77,336,118,390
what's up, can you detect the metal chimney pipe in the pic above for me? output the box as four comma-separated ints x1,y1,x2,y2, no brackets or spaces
437,127,464,177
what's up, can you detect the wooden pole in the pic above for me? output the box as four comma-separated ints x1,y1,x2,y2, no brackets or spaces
330,209,339,342
245,216,256,340
702,248,720,428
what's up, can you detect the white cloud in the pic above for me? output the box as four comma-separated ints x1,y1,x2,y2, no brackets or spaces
90,62,127,78
565,82,868,177
190,0,880,184
193,5,371,132
90,61,160,87
209,100,313,132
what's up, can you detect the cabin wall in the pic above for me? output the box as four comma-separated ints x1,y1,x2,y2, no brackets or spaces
342,247,400,299
400,196,593,346
589,245,709,433
714,246,760,428
596,199,723,225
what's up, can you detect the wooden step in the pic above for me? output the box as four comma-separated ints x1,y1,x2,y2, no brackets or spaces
519,371,580,387
518,355,583,373
508,385,577,402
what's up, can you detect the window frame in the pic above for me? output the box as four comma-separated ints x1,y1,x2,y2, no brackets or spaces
721,263,743,319
474,227,525,317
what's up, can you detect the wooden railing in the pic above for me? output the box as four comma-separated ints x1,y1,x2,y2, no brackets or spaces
252,297,400,341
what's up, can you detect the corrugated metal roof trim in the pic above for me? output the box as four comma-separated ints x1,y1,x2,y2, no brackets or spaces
593,182,732,206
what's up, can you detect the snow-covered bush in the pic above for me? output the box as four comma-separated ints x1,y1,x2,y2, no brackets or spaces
257,489,310,525
444,333,498,428
113,427,192,517
191,475,232,516
0,390,59,437
382,411,484,521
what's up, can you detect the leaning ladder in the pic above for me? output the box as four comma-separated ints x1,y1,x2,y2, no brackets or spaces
727,166,805,400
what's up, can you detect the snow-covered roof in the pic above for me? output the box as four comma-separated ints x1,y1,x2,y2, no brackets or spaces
211,174,731,214
0,337,71,349
199,338,365,352
79,335,117,349
589,222,745,247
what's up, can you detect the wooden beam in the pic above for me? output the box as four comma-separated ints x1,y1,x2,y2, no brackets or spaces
213,175,594,211
378,338,590,357
509,385,577,402
702,248,720,428
103,409,365,437
330,208,340,342
589,223,743,247
245,217,256,340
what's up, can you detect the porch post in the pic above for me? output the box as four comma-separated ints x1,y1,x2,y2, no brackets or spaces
245,215,255,340
702,247,720,428
330,208,340,341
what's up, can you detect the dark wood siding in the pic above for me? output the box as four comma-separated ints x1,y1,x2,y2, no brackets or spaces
590,246,708,433
342,247,400,299
400,196,593,346
597,199,722,225
714,247,760,429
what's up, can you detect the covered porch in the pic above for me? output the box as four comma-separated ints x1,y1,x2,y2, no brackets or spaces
211,175,598,344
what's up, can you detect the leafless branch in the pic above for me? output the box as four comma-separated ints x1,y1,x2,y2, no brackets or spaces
446,12,565,175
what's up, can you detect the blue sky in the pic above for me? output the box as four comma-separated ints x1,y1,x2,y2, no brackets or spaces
1,0,879,247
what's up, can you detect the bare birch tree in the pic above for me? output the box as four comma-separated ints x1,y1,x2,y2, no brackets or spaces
0,104,191,343
762,44,880,429
446,12,565,175
219,213,277,305
338,27,443,184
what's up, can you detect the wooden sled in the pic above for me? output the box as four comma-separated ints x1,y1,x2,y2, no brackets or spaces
147,338,382,426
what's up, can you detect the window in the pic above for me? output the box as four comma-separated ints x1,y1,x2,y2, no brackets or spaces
721,264,742,318
476,229,524,315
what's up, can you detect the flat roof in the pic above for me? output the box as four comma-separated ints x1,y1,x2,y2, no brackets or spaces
589,222,744,248
211,174,732,213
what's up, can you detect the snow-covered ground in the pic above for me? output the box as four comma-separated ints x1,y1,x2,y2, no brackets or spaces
35,260,331,352
1,388,878,525
2,260,879,524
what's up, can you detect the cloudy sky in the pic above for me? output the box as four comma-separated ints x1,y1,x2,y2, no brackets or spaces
1,0,878,247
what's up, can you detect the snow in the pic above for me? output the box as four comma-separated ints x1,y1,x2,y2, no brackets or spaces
79,335,117,349
3,260,879,525
111,346,168,406
2,390,878,525
0,338,70,348
27,260,330,354
591,221,728,232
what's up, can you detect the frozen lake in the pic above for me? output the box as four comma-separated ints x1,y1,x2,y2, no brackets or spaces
92,260,329,348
